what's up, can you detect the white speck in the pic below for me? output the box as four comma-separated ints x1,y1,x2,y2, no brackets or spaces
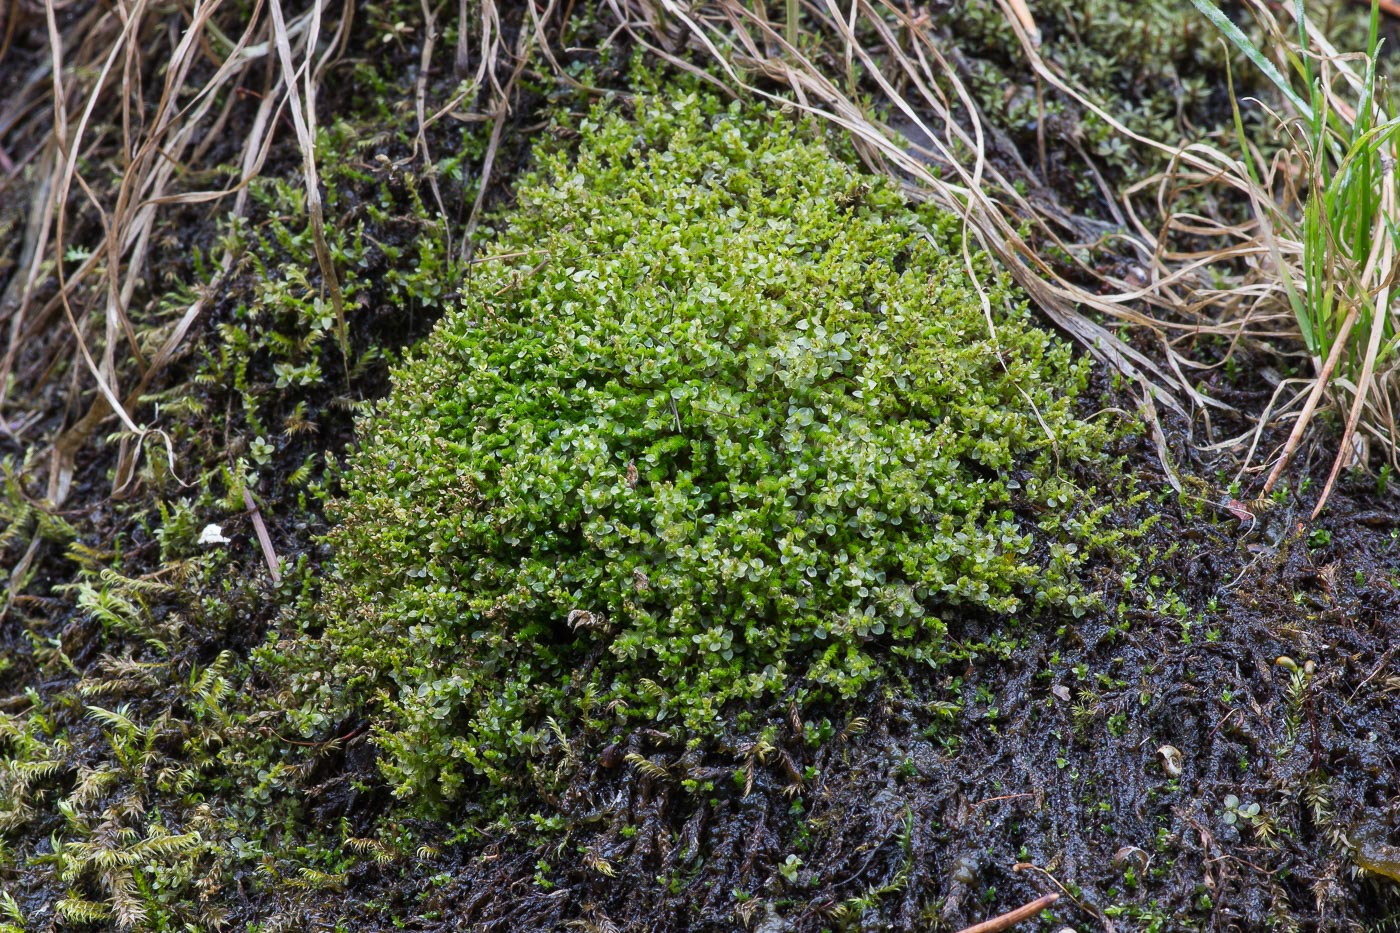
198,524,231,546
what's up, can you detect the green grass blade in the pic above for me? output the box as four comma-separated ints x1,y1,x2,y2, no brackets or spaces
1225,53,1308,336
1188,0,1313,120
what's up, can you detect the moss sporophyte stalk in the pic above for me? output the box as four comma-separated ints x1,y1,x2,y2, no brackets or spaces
302,88,1133,809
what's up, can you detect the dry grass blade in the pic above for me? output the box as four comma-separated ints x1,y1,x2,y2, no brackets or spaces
1002,0,1040,47
462,0,540,259
1261,302,1363,497
243,488,282,584
413,0,454,269
41,0,149,441
1,0,523,570
1,0,335,509
267,0,349,371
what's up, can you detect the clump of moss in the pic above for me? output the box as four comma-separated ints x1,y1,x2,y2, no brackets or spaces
312,88,1126,806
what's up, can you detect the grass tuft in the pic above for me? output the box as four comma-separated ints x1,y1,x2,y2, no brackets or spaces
1191,0,1400,511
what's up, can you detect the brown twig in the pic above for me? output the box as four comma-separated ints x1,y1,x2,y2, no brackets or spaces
243,488,282,584
971,792,1035,809
264,722,367,747
1013,863,1113,931
953,893,1058,933
1258,301,1361,498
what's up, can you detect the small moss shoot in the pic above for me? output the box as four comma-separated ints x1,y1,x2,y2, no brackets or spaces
308,86,1132,809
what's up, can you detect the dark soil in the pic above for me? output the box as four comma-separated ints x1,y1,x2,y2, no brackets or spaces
224,396,1400,933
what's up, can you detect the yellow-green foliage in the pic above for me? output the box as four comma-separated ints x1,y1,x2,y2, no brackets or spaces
310,89,1125,807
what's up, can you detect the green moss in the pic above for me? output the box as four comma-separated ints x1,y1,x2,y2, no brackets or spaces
312,87,1127,808
0,15,503,919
